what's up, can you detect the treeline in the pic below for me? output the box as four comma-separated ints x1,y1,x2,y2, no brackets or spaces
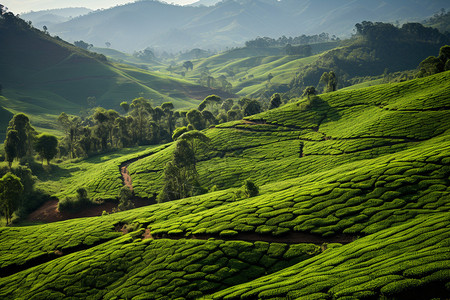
354,21,449,44
1,114,55,224
245,33,338,48
56,93,288,159
288,21,450,96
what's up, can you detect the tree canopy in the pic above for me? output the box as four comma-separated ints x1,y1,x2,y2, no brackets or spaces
0,172,23,225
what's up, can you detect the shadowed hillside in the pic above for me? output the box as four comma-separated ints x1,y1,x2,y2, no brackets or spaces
45,0,450,52
0,13,234,138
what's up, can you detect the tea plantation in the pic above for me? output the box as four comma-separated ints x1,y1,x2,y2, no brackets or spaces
0,71,449,299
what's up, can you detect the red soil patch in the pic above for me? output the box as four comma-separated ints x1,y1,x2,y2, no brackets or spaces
27,198,151,224
142,228,153,240
121,165,133,190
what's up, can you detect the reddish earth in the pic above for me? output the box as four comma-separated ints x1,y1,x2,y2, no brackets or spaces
121,165,133,190
27,198,151,223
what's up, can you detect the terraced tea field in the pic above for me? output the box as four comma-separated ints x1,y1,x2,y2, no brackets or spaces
0,71,449,299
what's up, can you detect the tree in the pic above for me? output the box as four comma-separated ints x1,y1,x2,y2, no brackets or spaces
42,25,47,33
0,172,23,225
120,101,130,114
221,99,234,112
227,109,242,121
105,42,111,48
302,86,317,99
58,112,82,158
198,95,222,113
157,139,199,203
34,133,58,165
117,186,135,211
267,73,274,83
172,126,189,141
129,97,154,144
162,102,175,135
6,113,36,161
243,99,262,116
186,109,206,130
4,130,19,168
74,40,92,50
178,130,210,167
319,71,337,93
243,179,259,198
418,56,444,77
269,93,282,109
182,61,193,72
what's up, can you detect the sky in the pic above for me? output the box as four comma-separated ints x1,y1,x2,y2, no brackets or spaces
2,0,198,14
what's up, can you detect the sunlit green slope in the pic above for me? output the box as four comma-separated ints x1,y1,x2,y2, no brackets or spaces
170,46,329,97
0,71,448,299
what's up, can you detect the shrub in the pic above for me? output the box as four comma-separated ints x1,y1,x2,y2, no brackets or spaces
58,188,92,212
243,180,259,198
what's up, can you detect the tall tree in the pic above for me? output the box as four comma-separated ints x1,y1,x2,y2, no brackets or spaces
120,101,130,114
34,133,58,165
157,139,198,203
178,130,210,167
182,61,194,72
0,172,23,225
6,113,36,160
162,102,175,136
129,97,154,144
58,112,82,158
243,99,262,117
269,93,282,109
4,130,19,168
186,109,206,130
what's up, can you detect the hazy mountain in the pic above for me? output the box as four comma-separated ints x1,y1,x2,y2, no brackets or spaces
41,0,450,52
189,0,222,6
20,7,92,29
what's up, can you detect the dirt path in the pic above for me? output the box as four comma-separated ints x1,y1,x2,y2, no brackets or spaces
27,199,118,223
121,165,133,190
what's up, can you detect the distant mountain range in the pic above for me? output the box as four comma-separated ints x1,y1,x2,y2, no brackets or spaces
21,0,450,52
20,7,92,29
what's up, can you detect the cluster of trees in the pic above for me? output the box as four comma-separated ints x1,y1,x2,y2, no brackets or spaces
158,131,209,203
354,21,449,45
417,45,450,77
74,40,93,50
245,33,338,48
57,93,285,160
289,21,450,96
133,48,156,62
285,44,312,56
57,98,179,158
0,172,23,225
197,67,233,92
4,114,58,167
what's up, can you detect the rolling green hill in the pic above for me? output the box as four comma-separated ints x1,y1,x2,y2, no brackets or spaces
0,14,232,141
164,44,337,98
1,71,447,298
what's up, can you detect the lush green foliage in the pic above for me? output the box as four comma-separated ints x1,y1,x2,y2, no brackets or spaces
0,70,448,299
212,213,450,299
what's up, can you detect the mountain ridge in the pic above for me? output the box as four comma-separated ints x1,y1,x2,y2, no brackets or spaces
38,0,450,52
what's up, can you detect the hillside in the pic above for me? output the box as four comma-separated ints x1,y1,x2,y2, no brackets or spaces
0,14,233,139
46,0,450,52
2,71,447,298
